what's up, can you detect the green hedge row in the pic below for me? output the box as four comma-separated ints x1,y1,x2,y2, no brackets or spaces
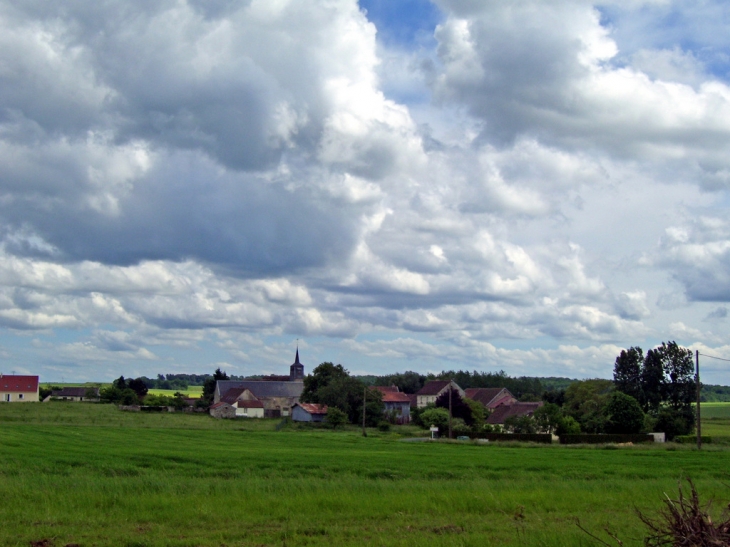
559,434,654,444
479,433,553,444
674,435,712,444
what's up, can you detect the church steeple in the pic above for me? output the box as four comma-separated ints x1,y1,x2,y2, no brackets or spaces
290,346,304,381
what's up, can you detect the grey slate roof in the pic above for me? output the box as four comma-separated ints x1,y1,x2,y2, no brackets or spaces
216,380,303,400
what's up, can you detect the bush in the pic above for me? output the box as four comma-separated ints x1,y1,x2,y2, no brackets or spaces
478,433,552,444
605,391,645,434
377,421,391,432
451,418,470,437
654,406,695,440
325,407,348,429
419,407,450,432
555,415,581,436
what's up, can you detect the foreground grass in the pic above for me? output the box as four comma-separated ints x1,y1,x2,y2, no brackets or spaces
0,404,728,546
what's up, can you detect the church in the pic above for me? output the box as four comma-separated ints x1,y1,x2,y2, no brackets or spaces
212,350,305,418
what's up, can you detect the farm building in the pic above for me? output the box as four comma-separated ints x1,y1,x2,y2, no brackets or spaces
0,374,39,402
486,402,543,426
49,387,100,402
234,399,265,418
209,401,236,419
371,386,411,423
291,402,328,422
213,350,305,418
415,380,465,408
464,388,517,409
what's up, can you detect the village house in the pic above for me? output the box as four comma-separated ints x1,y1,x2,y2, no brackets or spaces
486,402,543,426
415,380,465,408
209,401,236,419
464,387,517,409
291,402,327,422
213,350,305,418
49,386,100,402
0,374,39,402
371,386,411,424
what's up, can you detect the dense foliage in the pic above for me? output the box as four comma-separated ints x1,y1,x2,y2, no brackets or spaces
613,342,696,439
301,362,382,425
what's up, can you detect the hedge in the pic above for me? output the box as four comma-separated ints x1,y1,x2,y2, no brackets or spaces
674,435,712,444
479,433,553,444
559,434,654,444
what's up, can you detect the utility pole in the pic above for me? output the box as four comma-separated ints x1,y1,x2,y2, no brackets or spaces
696,350,701,450
448,381,453,440
362,386,367,437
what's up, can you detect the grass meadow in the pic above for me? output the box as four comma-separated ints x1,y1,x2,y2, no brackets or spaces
0,403,729,547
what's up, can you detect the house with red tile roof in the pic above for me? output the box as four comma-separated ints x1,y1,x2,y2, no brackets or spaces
234,399,265,418
0,374,39,402
371,386,411,424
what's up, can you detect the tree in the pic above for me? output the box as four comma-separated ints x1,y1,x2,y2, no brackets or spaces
302,363,381,425
202,368,229,404
604,391,645,434
325,407,348,429
533,403,563,434
127,378,148,399
641,348,665,413
435,388,475,425
419,407,450,432
613,346,644,407
564,379,613,433
504,414,537,434
112,376,127,390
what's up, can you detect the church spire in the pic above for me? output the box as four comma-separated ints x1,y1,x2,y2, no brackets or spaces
290,344,304,381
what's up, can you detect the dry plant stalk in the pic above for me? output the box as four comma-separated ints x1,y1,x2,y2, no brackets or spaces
639,479,730,547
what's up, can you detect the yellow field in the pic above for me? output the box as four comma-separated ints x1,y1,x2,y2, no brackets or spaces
146,386,202,398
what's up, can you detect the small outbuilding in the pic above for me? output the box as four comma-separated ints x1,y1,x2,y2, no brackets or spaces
209,401,236,419
371,386,412,424
235,399,265,418
291,402,328,422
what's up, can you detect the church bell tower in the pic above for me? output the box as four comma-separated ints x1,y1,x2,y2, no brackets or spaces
289,348,304,382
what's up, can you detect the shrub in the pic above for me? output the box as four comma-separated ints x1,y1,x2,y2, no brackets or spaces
325,407,348,429
559,434,654,444
377,421,391,432
605,391,645,434
419,407,450,432
674,435,712,444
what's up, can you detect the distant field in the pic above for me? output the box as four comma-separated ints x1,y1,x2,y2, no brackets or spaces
147,386,203,398
698,401,730,418
0,403,729,546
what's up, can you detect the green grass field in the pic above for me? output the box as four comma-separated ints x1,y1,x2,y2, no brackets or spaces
146,386,203,398
0,403,728,547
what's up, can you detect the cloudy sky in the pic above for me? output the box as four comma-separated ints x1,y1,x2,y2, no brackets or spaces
1,0,729,383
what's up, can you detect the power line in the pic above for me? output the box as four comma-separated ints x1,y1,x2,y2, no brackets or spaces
698,352,730,363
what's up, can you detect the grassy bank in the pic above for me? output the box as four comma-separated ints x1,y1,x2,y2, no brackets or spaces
0,403,728,546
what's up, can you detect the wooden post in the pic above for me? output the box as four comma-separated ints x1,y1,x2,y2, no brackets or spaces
362,386,367,437
448,381,453,439
696,350,701,450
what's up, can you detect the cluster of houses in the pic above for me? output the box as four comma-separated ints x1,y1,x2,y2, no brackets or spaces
1,352,541,428
208,353,542,427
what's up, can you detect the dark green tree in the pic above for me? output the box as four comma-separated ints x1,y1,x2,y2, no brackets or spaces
504,414,537,434
325,407,348,429
604,391,645,434
435,388,475,425
613,346,644,407
127,378,149,398
641,348,665,413
202,368,229,404
112,376,127,390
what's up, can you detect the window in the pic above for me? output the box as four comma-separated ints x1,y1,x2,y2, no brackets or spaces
243,407,248,415
18,394,23,400
4,394,9,402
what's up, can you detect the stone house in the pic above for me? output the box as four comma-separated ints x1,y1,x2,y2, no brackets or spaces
209,401,236,419
0,374,39,402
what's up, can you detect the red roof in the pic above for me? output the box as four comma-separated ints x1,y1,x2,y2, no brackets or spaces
0,375,39,393
209,402,232,410
464,388,515,408
295,403,328,415
381,391,411,403
235,400,264,408
486,402,543,424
